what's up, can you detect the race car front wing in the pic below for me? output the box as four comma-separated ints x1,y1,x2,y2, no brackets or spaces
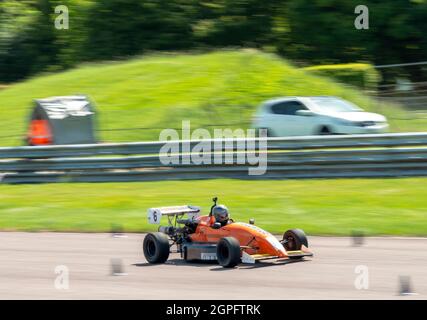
241,251,313,264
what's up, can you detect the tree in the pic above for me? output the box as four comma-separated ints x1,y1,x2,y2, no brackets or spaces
0,0,58,82
83,0,195,61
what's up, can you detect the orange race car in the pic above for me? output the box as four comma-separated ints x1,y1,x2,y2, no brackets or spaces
143,197,313,268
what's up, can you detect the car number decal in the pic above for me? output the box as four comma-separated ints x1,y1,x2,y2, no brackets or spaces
201,253,217,260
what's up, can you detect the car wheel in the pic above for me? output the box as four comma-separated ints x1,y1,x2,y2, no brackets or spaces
318,126,332,135
143,232,170,264
216,237,241,268
283,229,308,259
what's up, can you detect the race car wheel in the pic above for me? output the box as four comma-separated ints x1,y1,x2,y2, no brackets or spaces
318,126,332,135
283,229,308,255
143,232,170,264
217,237,241,268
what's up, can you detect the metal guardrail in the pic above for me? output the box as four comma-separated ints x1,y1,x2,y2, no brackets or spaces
1,133,427,184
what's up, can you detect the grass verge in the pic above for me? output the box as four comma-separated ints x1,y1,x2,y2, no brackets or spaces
0,178,426,236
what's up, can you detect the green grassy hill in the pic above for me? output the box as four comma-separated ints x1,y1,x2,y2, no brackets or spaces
0,49,420,146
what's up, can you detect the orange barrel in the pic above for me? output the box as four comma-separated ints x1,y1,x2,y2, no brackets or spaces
28,119,53,145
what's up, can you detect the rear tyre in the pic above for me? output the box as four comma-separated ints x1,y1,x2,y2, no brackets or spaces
143,232,170,264
283,229,308,259
216,237,241,268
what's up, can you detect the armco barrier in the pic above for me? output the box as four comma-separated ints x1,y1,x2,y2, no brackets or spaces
1,133,427,183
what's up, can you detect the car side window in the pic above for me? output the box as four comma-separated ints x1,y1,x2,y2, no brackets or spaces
270,101,307,115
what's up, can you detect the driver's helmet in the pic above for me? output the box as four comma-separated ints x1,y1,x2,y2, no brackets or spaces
212,205,229,225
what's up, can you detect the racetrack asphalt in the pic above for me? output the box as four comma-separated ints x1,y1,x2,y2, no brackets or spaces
0,232,425,299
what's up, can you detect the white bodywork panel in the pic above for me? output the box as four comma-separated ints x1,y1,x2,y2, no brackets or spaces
266,235,287,255
241,251,256,264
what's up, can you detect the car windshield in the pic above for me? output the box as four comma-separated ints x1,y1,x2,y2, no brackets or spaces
310,97,362,113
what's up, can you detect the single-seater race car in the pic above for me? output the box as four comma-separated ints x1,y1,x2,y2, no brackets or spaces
143,197,313,268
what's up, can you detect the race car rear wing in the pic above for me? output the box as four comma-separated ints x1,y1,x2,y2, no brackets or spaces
147,205,201,224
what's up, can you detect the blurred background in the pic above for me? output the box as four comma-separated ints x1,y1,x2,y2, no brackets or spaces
0,0,426,236
0,2,426,300
0,0,426,144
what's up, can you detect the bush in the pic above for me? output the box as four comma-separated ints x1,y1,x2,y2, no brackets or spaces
303,63,381,91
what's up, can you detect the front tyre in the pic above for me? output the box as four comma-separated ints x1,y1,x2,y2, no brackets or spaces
216,237,241,268
283,229,308,259
143,232,170,264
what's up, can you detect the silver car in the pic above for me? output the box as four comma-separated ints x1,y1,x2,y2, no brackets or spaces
252,96,389,136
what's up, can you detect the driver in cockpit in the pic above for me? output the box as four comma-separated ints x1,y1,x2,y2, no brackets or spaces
212,205,232,227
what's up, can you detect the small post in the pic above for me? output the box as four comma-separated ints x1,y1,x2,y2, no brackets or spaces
398,275,417,296
111,258,127,276
351,230,365,247
111,223,126,238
